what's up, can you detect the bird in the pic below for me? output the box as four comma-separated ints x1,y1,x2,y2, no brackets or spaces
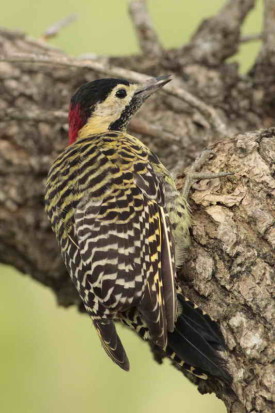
45,75,231,382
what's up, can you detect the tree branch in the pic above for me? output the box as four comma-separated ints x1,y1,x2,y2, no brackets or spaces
0,107,67,123
240,33,263,43
0,53,230,137
249,0,275,117
180,0,256,66
252,0,275,74
261,0,275,56
0,108,182,145
41,14,78,40
128,0,162,58
0,22,274,412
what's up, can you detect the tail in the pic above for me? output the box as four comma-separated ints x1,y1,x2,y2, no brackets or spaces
166,295,232,383
93,318,130,371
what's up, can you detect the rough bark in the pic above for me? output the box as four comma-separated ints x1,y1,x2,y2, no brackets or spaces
0,1,274,412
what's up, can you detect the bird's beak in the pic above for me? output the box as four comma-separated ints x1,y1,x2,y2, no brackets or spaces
134,75,172,101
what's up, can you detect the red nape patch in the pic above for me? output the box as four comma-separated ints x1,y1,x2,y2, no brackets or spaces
68,103,86,145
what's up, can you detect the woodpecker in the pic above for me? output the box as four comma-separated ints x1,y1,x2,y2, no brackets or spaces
45,76,231,382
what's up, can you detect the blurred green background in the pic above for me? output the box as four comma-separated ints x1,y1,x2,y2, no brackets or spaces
0,1,262,412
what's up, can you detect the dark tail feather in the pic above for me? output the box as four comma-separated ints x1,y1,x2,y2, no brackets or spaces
93,319,130,371
177,295,226,350
167,296,232,383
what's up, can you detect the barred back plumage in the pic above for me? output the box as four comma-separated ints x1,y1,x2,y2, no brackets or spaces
45,77,231,382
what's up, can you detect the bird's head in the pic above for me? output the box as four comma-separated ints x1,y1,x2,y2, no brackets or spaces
68,75,171,144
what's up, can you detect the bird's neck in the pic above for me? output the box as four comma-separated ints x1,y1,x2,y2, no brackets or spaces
78,115,124,139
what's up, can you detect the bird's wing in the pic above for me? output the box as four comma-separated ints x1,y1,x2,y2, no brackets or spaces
73,144,176,348
46,138,177,367
132,161,177,347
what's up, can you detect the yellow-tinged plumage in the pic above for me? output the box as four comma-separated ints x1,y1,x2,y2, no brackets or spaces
45,76,231,382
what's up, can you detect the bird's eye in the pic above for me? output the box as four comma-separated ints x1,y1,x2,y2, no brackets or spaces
115,89,127,99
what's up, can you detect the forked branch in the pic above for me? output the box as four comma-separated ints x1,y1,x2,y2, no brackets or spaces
181,0,256,66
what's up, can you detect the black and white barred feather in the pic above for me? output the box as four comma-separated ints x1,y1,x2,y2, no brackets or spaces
45,130,231,382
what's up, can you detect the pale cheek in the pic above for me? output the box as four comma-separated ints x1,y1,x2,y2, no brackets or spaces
114,101,126,115
96,102,122,118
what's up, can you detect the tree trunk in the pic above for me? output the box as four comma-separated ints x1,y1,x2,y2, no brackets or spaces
0,2,274,412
